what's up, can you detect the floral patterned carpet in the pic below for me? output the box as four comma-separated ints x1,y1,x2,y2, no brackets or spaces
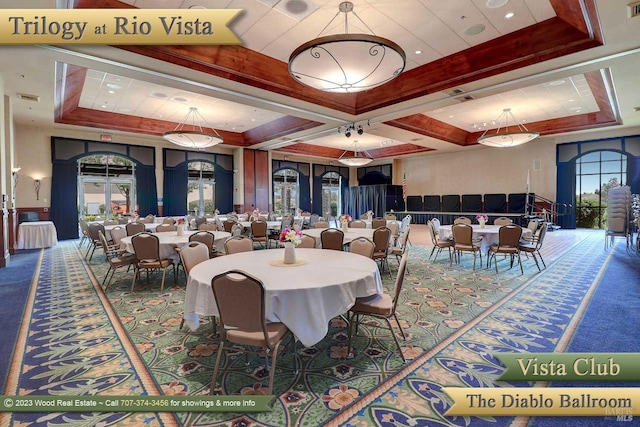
2,229,609,426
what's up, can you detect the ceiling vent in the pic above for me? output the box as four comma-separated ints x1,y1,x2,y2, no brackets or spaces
17,93,40,102
629,1,640,18
448,88,465,96
456,94,476,102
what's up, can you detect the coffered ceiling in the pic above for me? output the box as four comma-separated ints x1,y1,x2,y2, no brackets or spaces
2,0,640,162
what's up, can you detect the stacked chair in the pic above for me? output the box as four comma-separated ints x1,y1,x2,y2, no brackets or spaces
605,186,632,251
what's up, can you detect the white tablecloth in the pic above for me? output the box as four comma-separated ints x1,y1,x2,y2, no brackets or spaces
185,248,383,347
239,220,282,230
18,221,58,249
302,227,376,248
119,230,231,261
439,224,531,253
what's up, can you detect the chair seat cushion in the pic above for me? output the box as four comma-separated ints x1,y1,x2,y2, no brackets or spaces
139,258,173,268
455,243,479,251
227,322,289,347
351,293,392,316
489,245,518,254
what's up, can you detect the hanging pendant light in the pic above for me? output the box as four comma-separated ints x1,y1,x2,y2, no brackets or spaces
162,107,223,149
288,1,406,93
338,140,373,166
477,108,539,147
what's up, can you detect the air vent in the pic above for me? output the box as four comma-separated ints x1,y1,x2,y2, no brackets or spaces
456,95,476,102
17,93,40,102
634,106,640,112
448,88,465,96
629,1,640,17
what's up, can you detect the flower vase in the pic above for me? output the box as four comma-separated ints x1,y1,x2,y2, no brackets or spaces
177,225,184,236
284,241,296,264
342,223,348,233
479,220,486,229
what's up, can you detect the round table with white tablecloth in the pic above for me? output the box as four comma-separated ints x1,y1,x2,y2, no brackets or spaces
184,248,383,347
438,224,532,253
119,230,231,261
302,227,376,248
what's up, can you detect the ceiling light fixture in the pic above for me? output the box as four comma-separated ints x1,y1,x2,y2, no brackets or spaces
338,140,373,166
162,107,223,150
288,1,406,93
477,108,539,148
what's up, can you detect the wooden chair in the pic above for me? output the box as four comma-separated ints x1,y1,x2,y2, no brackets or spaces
372,218,387,229
372,227,392,278
451,223,482,270
130,232,175,292
223,220,237,233
347,250,409,362
519,222,548,272
349,220,366,228
314,221,329,229
427,221,453,263
488,224,523,274
320,228,344,251
98,230,136,290
125,222,145,236
224,235,254,254
350,237,375,258
189,230,217,257
179,241,215,333
250,220,269,249
297,234,316,248
210,270,296,395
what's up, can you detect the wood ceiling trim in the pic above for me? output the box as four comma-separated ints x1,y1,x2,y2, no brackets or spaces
243,116,324,146
54,63,86,122
384,115,471,146
366,144,435,158
275,143,347,158
74,0,603,117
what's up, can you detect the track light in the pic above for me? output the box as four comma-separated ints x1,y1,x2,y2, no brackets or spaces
345,129,351,138
357,125,364,135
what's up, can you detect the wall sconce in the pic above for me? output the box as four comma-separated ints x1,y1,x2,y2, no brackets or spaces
34,178,41,200
12,167,20,195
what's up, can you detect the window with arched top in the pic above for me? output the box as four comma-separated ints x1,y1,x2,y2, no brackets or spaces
187,161,215,216
273,169,299,215
77,154,136,221
575,150,627,228
321,172,341,218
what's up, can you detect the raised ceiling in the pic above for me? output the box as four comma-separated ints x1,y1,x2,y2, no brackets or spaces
2,0,639,162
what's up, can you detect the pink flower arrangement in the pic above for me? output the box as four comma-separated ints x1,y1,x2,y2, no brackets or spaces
177,217,186,224
339,214,352,224
279,227,303,246
475,214,488,222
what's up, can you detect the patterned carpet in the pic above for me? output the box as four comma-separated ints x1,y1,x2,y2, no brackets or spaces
2,229,611,426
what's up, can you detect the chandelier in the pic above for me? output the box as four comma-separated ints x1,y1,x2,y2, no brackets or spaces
477,108,539,148
162,107,223,149
338,140,373,166
288,1,406,93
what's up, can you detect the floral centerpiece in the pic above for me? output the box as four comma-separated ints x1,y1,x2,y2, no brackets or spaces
279,227,303,247
176,217,187,235
366,210,374,220
214,209,220,216
339,214,352,225
297,208,303,216
252,208,260,221
476,214,488,228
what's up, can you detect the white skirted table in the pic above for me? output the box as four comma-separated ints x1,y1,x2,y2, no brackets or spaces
119,230,231,262
184,248,383,347
302,227,376,248
17,221,58,249
438,224,532,253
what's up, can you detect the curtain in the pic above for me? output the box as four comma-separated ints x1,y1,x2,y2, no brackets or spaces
136,164,158,216
214,165,233,213
342,185,387,218
50,160,79,240
298,174,311,212
163,162,188,216
556,162,576,229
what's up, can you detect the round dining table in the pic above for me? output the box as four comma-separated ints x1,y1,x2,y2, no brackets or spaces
184,248,383,348
119,230,231,261
438,224,532,253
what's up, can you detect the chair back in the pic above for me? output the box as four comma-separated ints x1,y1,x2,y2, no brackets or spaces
386,221,400,238
212,270,266,334
110,226,127,246
195,217,207,228
454,216,471,225
527,220,539,235
103,219,119,225
189,230,215,251
131,232,161,261
224,236,254,254
88,222,105,241
198,223,217,231
385,213,397,220
179,241,210,275
126,222,145,236
452,223,474,245
251,220,268,238
535,222,548,248
431,217,440,232
163,217,176,225
298,234,316,248
314,221,329,229
391,250,410,313
427,221,438,245
349,220,366,228
350,237,375,258
97,230,112,258
497,224,523,248
372,218,387,229
494,217,513,226
320,228,344,251
398,226,411,249
231,223,244,236
155,224,177,232
223,220,237,233
215,217,224,231
372,227,391,255
308,213,320,228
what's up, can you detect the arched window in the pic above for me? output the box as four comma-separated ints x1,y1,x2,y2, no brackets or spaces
77,154,136,221
188,161,215,216
575,151,627,228
321,172,341,218
273,169,299,215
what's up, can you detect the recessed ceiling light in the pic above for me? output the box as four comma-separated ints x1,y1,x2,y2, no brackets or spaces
106,83,122,90
101,104,107,108
433,108,444,113
107,90,115,94
171,96,190,103
486,0,509,8
415,50,422,55
549,80,565,86
189,5,206,9
504,12,515,19
118,108,131,113
464,24,486,36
